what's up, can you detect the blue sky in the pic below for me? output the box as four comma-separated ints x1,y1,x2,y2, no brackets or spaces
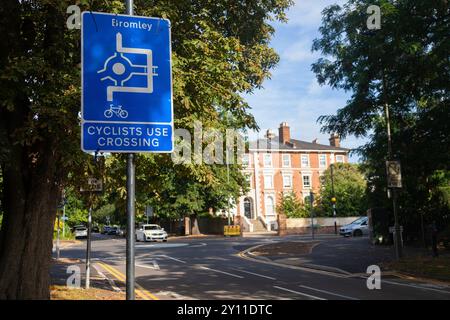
244,0,367,162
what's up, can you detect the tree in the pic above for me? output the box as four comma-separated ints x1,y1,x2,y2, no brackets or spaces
318,163,367,217
0,0,293,298
312,0,449,238
277,192,308,218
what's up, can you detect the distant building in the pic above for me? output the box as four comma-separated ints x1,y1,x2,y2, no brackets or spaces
233,122,349,232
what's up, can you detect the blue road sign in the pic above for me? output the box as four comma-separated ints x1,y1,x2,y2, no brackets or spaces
81,12,173,153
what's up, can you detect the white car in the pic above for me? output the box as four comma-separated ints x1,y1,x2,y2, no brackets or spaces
74,227,88,239
136,224,168,242
339,217,369,237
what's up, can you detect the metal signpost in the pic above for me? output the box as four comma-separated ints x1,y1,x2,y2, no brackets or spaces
386,160,403,259
80,178,103,289
81,0,173,299
310,191,315,240
145,206,154,224
330,163,337,234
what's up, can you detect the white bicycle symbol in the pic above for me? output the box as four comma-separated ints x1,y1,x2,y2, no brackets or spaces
104,104,128,119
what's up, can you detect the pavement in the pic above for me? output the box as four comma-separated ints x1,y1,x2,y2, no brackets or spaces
51,233,450,300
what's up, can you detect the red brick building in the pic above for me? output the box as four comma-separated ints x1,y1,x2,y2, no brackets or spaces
233,122,349,232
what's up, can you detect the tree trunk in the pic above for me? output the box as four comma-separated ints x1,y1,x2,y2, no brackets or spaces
0,142,61,299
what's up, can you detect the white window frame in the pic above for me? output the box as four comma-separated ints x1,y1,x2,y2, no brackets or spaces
302,174,312,189
301,154,310,168
263,153,272,167
263,174,274,189
282,154,291,167
336,155,345,163
282,174,292,189
265,195,276,216
319,154,327,168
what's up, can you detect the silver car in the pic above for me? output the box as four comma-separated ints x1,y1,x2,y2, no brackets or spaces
339,217,369,237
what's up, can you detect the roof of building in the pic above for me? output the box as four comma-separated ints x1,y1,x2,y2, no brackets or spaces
249,136,350,152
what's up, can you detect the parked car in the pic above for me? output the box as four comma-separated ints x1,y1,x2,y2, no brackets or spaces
74,226,88,239
102,225,112,234
72,224,85,233
107,226,123,236
92,225,100,233
339,217,369,237
136,224,168,242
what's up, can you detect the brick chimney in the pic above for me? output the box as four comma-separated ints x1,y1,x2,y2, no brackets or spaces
278,122,291,145
329,133,340,147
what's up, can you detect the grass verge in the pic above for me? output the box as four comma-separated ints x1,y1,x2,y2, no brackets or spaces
50,285,125,300
382,254,450,283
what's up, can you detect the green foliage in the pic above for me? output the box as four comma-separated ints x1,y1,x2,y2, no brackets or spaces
92,203,116,224
313,0,450,235
318,163,367,217
277,192,309,218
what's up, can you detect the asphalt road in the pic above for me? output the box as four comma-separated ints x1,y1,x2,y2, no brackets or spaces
56,234,450,300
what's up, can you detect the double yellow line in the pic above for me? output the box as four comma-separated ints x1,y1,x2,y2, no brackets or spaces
97,262,159,300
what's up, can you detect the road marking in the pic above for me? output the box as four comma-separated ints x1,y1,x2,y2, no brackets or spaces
381,279,450,295
136,260,160,270
157,255,187,264
135,243,188,248
299,285,358,300
190,242,207,248
238,251,347,278
273,286,326,300
199,266,244,279
97,262,159,300
231,268,276,280
93,264,122,292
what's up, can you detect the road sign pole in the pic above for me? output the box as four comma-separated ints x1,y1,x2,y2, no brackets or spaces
126,153,135,300
124,0,136,301
86,200,92,289
62,204,66,238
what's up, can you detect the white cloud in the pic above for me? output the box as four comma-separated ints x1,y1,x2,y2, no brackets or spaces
307,78,325,95
281,38,319,62
284,0,344,29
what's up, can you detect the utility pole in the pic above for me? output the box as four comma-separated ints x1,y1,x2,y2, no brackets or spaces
383,73,402,260
330,163,337,234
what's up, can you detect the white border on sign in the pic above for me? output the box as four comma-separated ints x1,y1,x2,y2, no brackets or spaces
80,11,174,154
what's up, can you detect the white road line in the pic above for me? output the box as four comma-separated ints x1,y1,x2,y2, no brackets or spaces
299,285,358,300
190,242,207,247
231,268,276,280
136,260,160,270
93,264,122,292
273,286,326,300
382,279,450,295
157,255,187,264
199,266,244,279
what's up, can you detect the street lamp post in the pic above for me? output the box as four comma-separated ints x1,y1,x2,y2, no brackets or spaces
310,191,315,240
330,164,337,234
